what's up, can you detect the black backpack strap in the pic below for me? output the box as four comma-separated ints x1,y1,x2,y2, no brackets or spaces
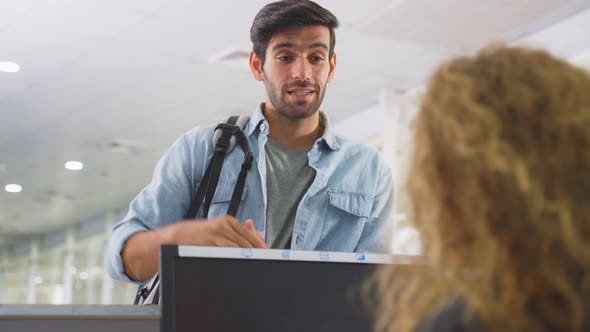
184,154,214,219
228,150,253,216
185,115,251,219
134,273,160,305
201,116,240,218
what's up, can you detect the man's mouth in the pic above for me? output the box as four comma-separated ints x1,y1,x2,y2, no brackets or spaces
287,89,315,96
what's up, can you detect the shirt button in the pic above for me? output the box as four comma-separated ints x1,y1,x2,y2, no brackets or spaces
260,123,267,131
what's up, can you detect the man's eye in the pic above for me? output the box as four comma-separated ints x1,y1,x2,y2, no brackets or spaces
310,56,324,63
278,56,293,62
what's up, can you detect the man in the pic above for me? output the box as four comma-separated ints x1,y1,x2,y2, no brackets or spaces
106,0,393,283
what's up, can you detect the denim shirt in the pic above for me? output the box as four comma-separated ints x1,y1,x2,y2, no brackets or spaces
106,104,394,282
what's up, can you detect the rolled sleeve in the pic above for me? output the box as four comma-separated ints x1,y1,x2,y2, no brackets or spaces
105,219,151,283
104,131,203,282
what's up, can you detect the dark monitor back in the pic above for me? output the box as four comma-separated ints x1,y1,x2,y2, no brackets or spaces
160,246,421,332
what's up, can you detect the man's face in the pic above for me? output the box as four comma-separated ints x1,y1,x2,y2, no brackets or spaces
250,25,337,119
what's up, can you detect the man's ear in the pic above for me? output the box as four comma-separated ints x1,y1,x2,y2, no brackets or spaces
249,51,264,81
327,52,337,83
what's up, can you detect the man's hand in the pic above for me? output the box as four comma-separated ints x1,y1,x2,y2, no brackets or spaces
122,216,266,281
168,216,266,248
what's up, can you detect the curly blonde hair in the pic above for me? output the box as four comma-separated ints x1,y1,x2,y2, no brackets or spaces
374,46,590,332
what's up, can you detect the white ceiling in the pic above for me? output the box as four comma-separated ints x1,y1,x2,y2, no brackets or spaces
1,0,590,247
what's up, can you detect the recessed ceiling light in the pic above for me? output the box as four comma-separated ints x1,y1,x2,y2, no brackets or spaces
5,184,22,193
79,271,89,280
34,276,44,285
65,161,83,171
0,62,20,73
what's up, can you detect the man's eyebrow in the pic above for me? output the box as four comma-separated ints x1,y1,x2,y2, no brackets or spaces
272,42,294,52
308,42,329,51
271,42,329,52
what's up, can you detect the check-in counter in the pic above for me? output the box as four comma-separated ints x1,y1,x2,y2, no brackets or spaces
0,305,160,332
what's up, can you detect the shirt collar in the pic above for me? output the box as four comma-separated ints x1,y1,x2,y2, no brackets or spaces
317,111,340,151
246,103,267,136
247,103,341,151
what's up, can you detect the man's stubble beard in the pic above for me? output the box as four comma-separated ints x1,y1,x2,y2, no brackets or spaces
263,73,327,120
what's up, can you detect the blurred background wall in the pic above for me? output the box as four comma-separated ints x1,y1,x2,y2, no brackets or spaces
1,0,590,304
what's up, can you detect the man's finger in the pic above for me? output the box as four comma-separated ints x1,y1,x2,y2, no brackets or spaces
228,217,265,248
245,219,255,230
224,228,253,248
245,220,265,240
245,220,266,243
243,220,267,248
214,237,239,248
227,217,267,248
215,217,252,248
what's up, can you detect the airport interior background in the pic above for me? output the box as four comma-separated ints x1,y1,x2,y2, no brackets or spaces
1,0,590,305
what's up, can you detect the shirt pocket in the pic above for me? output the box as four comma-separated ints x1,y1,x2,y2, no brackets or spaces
205,179,248,218
319,189,374,247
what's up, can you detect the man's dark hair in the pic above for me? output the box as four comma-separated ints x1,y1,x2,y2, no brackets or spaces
250,0,339,69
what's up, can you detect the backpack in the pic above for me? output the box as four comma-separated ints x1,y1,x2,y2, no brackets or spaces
133,115,252,305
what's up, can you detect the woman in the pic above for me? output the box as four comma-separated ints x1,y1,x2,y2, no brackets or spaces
374,46,590,332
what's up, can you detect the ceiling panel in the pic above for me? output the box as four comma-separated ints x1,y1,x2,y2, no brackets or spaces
0,0,151,99
357,0,590,50
336,31,455,84
515,6,590,58
2,0,590,247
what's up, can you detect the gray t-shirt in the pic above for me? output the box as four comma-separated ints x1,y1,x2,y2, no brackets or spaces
264,138,316,249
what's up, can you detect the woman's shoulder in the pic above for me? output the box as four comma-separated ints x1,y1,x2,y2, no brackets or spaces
416,299,486,332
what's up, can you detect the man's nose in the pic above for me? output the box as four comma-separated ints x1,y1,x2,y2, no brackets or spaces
290,58,312,81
